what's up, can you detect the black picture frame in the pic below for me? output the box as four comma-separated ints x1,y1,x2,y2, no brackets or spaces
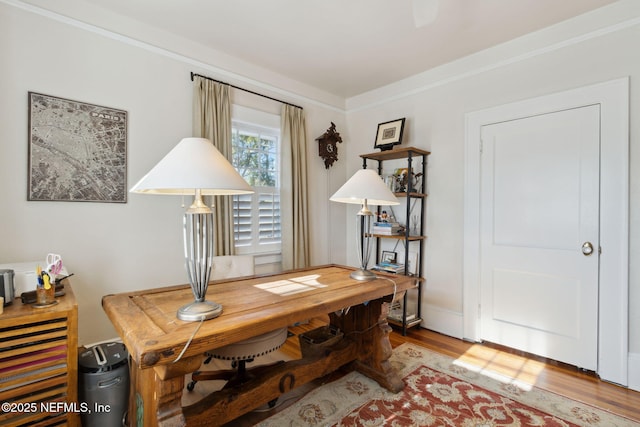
381,250,398,264
374,118,405,151
28,92,128,203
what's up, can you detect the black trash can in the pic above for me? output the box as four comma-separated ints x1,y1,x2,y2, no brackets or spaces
79,342,129,427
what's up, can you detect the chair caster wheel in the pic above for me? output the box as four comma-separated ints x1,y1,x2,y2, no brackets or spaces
187,381,196,392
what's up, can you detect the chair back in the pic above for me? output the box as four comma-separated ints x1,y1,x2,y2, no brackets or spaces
211,255,255,280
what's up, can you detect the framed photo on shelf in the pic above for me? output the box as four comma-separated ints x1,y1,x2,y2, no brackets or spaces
374,118,405,151
381,251,397,264
407,251,419,276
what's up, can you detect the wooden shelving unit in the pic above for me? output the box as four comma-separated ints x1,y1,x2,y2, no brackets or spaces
0,281,79,426
361,146,430,335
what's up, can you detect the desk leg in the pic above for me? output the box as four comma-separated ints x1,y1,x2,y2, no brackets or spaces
330,298,404,393
129,356,202,427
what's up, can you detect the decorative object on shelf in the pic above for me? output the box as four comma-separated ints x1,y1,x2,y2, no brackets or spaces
130,137,253,321
377,210,393,223
393,168,409,192
413,172,424,192
374,118,405,151
316,122,343,169
384,175,396,192
393,168,423,193
330,169,399,280
28,92,128,203
411,215,420,235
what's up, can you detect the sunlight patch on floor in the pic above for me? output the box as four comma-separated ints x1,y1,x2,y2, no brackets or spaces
453,343,545,391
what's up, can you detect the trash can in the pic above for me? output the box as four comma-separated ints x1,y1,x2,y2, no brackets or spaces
79,342,129,427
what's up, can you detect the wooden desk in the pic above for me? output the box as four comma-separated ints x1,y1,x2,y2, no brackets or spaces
102,265,418,426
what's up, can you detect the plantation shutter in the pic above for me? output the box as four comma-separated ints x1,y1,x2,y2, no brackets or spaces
259,192,281,245
233,194,253,246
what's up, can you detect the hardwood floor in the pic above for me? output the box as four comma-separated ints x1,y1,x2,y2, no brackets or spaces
220,318,640,425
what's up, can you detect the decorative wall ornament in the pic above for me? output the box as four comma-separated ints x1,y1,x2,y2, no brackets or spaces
316,122,342,169
28,92,128,203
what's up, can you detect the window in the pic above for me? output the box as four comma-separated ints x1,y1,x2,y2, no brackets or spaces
231,113,281,255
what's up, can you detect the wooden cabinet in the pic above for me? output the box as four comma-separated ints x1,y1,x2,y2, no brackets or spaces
0,281,79,426
361,147,430,335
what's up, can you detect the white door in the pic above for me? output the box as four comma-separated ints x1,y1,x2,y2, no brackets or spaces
479,105,600,370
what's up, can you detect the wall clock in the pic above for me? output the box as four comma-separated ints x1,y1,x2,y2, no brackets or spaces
316,122,342,169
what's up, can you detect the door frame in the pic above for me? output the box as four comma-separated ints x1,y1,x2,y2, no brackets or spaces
463,77,629,385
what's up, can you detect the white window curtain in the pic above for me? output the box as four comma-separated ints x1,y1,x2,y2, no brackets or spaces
280,105,310,270
192,76,235,255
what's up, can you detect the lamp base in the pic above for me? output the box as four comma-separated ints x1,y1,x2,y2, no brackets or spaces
350,269,377,281
177,300,222,322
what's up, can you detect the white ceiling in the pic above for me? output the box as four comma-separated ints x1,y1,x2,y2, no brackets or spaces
19,0,617,98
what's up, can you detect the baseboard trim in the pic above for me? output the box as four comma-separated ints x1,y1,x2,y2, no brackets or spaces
628,352,640,391
421,304,464,340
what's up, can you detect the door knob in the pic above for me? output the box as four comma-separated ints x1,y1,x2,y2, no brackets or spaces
582,242,594,256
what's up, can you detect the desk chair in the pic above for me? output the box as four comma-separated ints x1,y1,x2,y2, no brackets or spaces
187,256,288,393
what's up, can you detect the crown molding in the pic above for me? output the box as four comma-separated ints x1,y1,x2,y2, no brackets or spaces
2,0,346,113
5,0,639,115
346,1,640,113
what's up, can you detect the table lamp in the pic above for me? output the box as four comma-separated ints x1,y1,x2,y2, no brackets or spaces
130,137,253,321
330,169,399,280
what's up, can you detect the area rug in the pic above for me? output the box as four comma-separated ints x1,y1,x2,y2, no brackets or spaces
257,343,637,426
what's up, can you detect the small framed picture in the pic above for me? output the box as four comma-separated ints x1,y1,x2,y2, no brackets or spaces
407,251,419,276
381,251,397,264
374,118,405,151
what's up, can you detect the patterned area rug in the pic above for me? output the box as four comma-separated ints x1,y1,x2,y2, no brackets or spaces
257,343,636,426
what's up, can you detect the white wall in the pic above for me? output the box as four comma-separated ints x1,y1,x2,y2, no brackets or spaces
344,1,640,387
0,2,348,345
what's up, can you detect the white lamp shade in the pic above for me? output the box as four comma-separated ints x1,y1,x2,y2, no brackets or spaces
330,169,399,206
130,137,253,195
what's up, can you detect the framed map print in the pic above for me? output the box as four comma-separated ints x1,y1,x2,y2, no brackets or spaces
28,92,128,203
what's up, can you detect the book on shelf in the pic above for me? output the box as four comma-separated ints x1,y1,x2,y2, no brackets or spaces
372,227,402,235
389,313,417,322
371,222,403,235
388,301,417,322
373,221,400,227
373,262,405,273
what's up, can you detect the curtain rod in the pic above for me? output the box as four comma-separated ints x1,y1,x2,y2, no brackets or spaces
190,72,303,110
